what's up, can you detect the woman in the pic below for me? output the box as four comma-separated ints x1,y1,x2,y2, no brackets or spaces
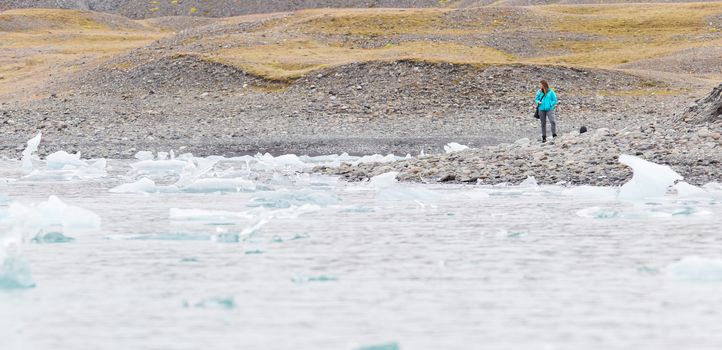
535,80,557,142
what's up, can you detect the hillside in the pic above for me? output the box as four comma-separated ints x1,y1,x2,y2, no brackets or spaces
0,0,715,19
0,3,721,157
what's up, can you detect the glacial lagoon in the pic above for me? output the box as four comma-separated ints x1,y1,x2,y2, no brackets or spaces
1,134,722,350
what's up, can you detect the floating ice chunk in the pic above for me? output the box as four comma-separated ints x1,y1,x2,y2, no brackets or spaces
618,155,683,200
45,151,86,169
32,231,75,243
109,178,167,194
183,297,236,310
0,253,35,289
370,172,399,187
353,154,399,165
291,275,338,283
107,232,211,241
174,157,221,187
671,181,709,198
666,256,722,282
354,342,400,350
248,190,339,208
181,177,256,193
518,176,538,188
576,205,708,219
134,151,154,161
33,196,100,230
21,132,42,171
444,142,469,153
0,237,35,289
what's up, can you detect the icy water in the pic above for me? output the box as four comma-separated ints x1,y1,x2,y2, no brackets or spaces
2,142,722,350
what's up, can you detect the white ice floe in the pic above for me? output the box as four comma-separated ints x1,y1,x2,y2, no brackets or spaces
576,204,710,219
444,142,470,153
0,238,35,289
109,178,177,194
618,154,683,200
617,155,719,201
181,177,256,193
8,196,101,233
666,256,722,282
0,196,100,244
247,189,339,208
21,132,42,171
134,150,154,161
369,172,399,187
518,176,539,188
14,133,108,181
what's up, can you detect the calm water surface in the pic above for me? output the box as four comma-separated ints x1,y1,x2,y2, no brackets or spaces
1,154,721,350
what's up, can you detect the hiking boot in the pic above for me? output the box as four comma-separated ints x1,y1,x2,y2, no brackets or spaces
542,136,547,143
552,134,557,138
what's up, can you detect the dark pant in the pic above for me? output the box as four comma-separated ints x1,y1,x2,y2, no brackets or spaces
539,109,556,138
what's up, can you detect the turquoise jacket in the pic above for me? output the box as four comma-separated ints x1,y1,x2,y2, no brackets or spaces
535,89,557,111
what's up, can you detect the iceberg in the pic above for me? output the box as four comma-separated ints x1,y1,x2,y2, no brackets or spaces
666,256,722,282
618,155,683,200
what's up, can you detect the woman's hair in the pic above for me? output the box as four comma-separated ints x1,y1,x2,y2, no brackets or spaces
540,80,549,93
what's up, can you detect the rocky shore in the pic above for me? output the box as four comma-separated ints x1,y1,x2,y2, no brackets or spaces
315,84,722,186
0,60,698,159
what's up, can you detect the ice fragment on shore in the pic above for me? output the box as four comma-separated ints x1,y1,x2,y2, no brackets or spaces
21,132,42,171
444,142,469,153
618,155,683,200
666,256,722,282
